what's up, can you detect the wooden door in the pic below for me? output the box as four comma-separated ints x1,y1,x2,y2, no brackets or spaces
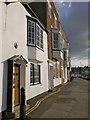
13,64,20,106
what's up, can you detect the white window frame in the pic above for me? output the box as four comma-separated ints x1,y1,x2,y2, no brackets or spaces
52,29,60,49
27,20,35,46
36,23,43,49
30,63,34,85
34,64,40,84
30,63,40,85
53,32,59,49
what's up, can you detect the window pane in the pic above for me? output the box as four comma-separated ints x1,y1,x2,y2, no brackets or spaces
30,63,34,84
34,65,40,84
34,77,39,84
53,33,58,49
36,24,43,49
28,20,35,45
30,78,33,84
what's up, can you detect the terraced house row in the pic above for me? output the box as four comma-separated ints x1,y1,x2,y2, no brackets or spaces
0,0,71,119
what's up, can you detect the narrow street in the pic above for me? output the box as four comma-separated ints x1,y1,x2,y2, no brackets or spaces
28,78,88,118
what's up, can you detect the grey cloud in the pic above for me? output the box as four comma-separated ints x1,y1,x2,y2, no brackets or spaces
55,2,88,63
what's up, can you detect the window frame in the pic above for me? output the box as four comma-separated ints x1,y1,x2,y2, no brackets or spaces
27,18,44,50
36,23,43,49
52,29,60,50
27,19,36,46
30,63,41,86
53,32,59,49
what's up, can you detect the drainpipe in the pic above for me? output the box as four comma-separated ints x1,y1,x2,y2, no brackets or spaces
48,61,50,90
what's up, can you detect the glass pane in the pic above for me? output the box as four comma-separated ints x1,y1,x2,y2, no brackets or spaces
32,39,34,44
30,64,34,84
34,77,39,83
28,20,35,45
36,25,43,48
30,78,33,84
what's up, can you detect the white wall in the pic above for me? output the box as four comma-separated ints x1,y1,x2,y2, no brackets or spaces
26,31,48,100
0,2,8,113
64,67,67,83
2,2,29,61
1,2,48,104
53,62,62,87
0,2,3,113
53,78,62,87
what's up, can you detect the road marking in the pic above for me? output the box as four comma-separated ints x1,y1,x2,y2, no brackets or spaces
15,82,70,118
25,82,70,116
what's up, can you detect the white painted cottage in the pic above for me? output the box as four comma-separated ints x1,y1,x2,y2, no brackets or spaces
0,1,48,118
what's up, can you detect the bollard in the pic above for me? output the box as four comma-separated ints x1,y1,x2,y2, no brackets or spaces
20,87,25,120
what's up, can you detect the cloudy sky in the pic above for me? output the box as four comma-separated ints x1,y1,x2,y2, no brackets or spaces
55,2,88,67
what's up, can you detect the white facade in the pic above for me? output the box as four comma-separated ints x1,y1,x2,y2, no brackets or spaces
0,2,48,114
0,2,8,114
0,2,3,114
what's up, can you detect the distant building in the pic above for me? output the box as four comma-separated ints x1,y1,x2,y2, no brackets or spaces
71,66,90,79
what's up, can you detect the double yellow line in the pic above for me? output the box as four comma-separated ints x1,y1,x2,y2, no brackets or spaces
25,82,69,116
16,82,70,118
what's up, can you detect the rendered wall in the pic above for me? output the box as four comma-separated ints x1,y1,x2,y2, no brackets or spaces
1,2,48,106
0,2,3,113
0,2,8,113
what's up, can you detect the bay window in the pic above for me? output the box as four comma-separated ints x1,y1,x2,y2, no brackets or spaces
27,19,43,49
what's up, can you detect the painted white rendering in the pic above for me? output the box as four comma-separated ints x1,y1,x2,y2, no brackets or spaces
0,2,3,114
0,2,8,114
0,2,48,114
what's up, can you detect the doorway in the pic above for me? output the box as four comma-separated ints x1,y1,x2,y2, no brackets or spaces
13,64,20,106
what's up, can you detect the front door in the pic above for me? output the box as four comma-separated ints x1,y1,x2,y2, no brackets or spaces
13,64,20,106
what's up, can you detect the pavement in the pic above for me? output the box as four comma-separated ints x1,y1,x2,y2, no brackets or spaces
27,78,89,119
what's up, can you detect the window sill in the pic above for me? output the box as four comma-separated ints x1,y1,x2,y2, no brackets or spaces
52,49,61,51
27,44,44,52
30,82,41,86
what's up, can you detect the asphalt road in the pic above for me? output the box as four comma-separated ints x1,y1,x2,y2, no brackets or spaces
28,78,89,118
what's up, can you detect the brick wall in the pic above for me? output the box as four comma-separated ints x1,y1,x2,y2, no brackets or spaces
46,1,60,59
